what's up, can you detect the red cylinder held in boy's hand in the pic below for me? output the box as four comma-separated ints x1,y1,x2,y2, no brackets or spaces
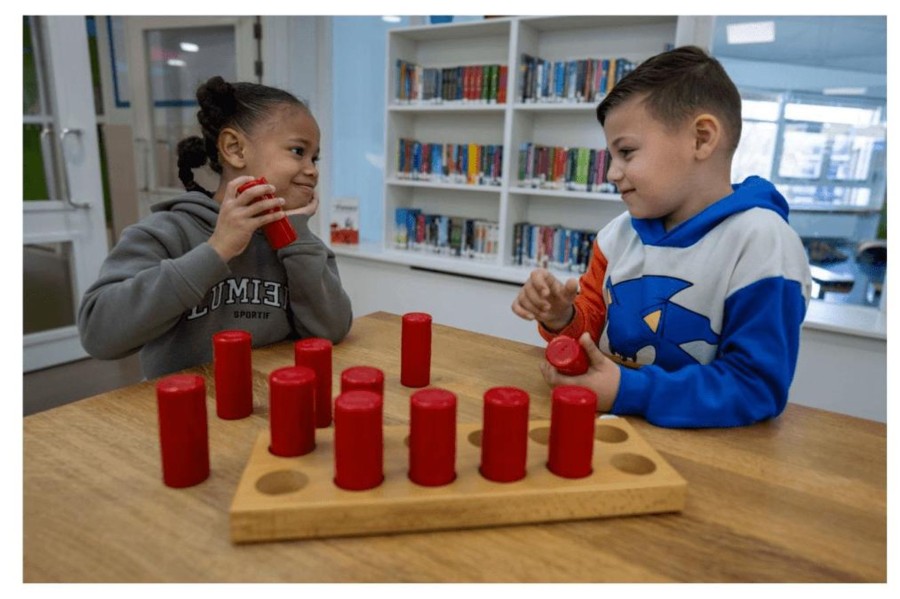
333,390,384,491
480,387,530,483
268,366,317,457
401,312,432,387
156,374,210,488
409,388,457,486
213,330,253,420
545,335,589,376
236,176,297,249
340,366,384,396
294,338,333,428
548,385,597,479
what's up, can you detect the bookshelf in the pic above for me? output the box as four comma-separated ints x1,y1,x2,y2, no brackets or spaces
353,15,707,284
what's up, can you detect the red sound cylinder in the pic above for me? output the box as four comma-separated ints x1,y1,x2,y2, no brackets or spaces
156,374,210,488
480,387,530,483
548,385,598,478
268,366,317,457
409,388,457,486
213,329,253,420
333,390,384,491
236,176,297,249
545,335,589,376
340,366,385,396
401,312,432,387
294,338,333,428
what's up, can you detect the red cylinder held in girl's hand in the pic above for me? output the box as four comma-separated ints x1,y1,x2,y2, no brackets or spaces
333,390,384,491
236,176,297,249
340,366,385,397
268,366,317,457
548,385,597,479
213,329,253,420
545,335,589,376
294,338,333,428
401,312,432,387
409,388,457,486
156,374,210,488
480,387,530,483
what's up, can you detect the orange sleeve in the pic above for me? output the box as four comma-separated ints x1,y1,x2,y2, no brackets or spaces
538,238,608,343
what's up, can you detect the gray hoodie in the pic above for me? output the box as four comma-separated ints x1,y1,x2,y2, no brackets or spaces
78,191,352,379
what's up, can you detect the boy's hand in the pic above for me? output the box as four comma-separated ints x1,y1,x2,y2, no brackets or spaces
540,332,620,412
511,269,579,331
209,176,288,262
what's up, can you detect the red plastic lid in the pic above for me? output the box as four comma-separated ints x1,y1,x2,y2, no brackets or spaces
237,176,269,194
545,335,589,375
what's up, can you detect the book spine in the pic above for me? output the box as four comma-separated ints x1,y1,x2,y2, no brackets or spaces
600,59,610,95
479,65,487,103
586,149,596,192
607,58,618,93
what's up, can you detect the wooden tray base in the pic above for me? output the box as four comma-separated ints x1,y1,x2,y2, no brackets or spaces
229,416,686,543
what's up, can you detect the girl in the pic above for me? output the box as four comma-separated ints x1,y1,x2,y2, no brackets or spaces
78,76,353,379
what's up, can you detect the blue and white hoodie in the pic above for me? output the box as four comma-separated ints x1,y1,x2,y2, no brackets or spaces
596,176,811,427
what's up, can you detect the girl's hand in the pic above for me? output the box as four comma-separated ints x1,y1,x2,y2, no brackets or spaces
540,332,620,412
511,268,579,331
284,190,319,217
209,176,288,261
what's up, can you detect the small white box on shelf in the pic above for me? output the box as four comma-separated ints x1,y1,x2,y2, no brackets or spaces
329,197,359,245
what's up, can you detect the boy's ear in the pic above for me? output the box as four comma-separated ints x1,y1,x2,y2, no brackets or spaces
691,113,722,160
217,127,247,169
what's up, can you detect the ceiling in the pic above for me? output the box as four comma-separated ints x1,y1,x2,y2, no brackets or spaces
711,16,886,99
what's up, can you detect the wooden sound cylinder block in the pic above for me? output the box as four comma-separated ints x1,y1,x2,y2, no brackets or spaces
229,416,687,543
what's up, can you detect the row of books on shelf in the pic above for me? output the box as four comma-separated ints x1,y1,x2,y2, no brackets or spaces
520,55,637,104
512,223,597,274
396,138,503,186
393,208,499,259
395,60,508,104
517,143,617,193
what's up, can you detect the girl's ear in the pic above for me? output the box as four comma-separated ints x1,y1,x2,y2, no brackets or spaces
691,113,723,161
217,127,246,169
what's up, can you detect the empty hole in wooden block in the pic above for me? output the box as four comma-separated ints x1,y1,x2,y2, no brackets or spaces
529,426,550,445
467,429,482,447
595,424,629,443
610,453,656,475
255,469,309,495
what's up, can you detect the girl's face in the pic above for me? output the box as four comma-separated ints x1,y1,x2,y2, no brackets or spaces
242,104,320,211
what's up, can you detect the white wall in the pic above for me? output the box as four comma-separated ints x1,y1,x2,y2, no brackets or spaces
335,254,887,423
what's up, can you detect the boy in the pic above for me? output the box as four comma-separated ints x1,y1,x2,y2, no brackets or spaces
511,46,811,428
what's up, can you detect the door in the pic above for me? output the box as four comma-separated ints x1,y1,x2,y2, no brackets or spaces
122,16,257,216
23,16,109,372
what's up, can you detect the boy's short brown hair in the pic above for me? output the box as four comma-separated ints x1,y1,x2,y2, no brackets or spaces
597,46,743,153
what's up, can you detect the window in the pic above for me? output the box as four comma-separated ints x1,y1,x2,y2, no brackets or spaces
730,91,886,308
714,16,887,310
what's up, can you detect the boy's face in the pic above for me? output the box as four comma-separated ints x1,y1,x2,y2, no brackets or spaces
243,104,320,211
602,95,700,229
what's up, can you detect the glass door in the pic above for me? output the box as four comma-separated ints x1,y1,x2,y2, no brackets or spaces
23,16,110,372
122,16,257,215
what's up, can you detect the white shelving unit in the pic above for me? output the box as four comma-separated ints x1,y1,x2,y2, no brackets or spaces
338,15,710,284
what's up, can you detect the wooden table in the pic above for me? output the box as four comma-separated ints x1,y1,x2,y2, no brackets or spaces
23,312,886,582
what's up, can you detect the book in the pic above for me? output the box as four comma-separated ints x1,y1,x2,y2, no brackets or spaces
511,222,596,273
330,197,359,245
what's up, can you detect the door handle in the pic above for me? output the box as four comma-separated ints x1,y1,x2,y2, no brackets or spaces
58,127,91,209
